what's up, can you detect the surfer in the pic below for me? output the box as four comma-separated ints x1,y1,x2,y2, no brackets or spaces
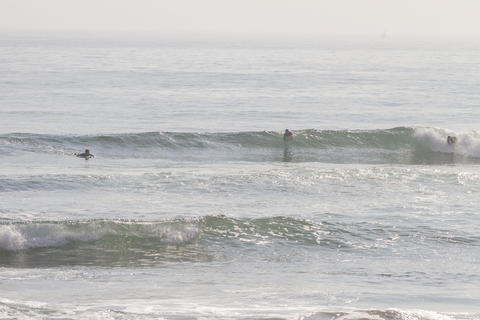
75,149,94,159
283,129,293,142
447,136,457,145
283,129,293,162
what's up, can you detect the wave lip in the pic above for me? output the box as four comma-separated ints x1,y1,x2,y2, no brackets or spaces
0,222,108,251
0,220,201,251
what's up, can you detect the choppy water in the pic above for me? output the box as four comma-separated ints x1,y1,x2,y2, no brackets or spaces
0,33,479,319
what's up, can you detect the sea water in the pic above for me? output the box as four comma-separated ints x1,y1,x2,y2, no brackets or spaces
0,33,479,319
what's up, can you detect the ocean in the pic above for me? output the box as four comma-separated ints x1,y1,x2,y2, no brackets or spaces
0,33,479,319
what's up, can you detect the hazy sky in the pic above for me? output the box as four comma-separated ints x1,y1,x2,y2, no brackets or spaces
2,0,480,37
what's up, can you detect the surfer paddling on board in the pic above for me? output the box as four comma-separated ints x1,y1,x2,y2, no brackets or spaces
283,129,293,142
447,136,457,145
75,149,94,160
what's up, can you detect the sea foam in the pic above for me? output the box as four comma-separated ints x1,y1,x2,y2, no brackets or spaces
414,127,480,158
0,223,105,251
0,220,201,251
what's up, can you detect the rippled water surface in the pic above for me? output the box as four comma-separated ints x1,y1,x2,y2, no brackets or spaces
0,33,479,319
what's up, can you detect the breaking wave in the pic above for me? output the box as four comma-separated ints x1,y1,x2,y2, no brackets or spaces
302,309,478,320
1,216,477,267
0,300,477,320
1,127,480,163
0,219,201,251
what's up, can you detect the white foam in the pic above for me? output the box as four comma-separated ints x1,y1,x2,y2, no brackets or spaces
0,221,201,251
148,223,201,244
0,225,26,251
0,223,106,251
301,308,470,320
414,127,480,157
398,309,459,320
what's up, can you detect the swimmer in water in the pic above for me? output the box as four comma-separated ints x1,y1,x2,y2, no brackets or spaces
75,149,94,159
447,136,457,145
283,129,293,142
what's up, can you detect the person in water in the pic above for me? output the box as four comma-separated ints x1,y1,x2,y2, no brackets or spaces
447,136,457,145
283,129,293,142
75,149,94,159
283,129,293,161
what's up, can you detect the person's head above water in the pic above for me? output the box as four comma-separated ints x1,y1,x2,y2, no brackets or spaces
283,129,293,141
447,136,457,145
75,149,94,159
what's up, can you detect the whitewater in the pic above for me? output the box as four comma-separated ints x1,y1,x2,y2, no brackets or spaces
0,33,479,319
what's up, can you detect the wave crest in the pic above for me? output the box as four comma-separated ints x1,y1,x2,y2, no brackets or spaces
303,309,476,320
0,220,201,251
1,127,480,163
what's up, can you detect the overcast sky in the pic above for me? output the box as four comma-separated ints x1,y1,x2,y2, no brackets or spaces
2,0,480,37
